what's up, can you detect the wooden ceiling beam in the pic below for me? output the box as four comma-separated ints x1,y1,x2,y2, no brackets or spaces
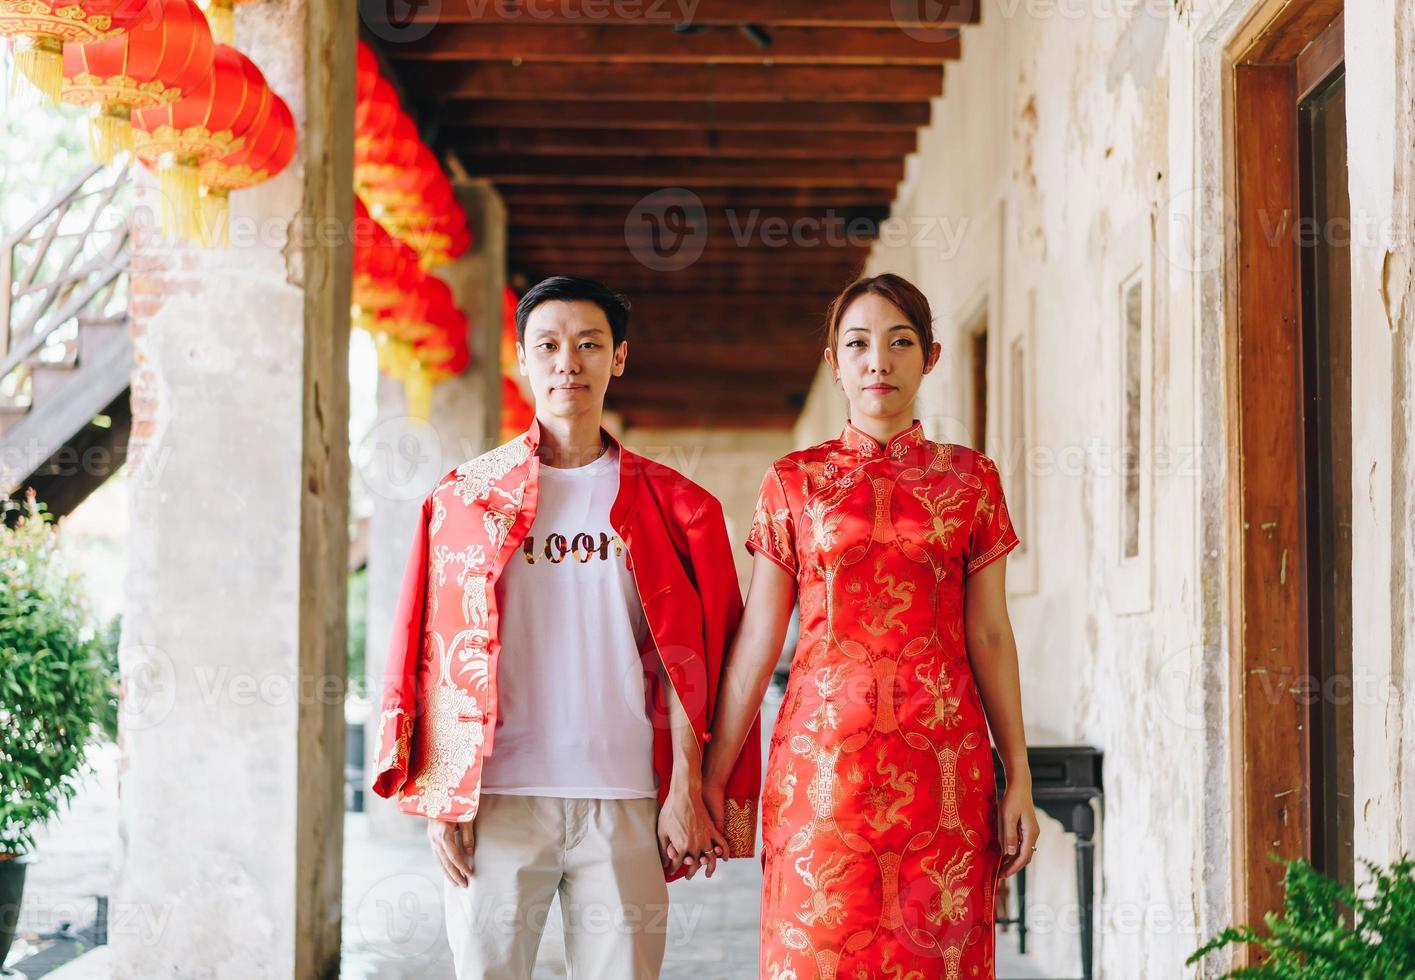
447,127,916,159
608,388,814,412
509,245,869,263
442,99,931,130
510,265,865,294
608,380,815,409
623,348,822,370
609,404,803,429
626,321,829,334
506,202,890,224
479,155,903,185
619,292,837,315
414,63,943,101
390,0,981,27
495,185,895,207
388,24,961,63
515,246,871,270
512,226,880,245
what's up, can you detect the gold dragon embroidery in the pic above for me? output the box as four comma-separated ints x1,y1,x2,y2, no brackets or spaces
859,745,918,833
848,556,915,637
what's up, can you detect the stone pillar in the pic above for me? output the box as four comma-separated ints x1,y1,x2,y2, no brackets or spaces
362,180,505,838
458,179,508,447
115,0,354,976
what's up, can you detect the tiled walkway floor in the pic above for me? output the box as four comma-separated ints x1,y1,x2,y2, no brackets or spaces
342,688,1057,979
15,690,1056,979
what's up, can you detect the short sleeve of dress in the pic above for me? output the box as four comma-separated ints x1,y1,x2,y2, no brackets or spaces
966,454,1022,575
745,463,798,578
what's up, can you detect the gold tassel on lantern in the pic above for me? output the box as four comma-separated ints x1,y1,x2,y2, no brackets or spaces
155,152,203,242
404,362,432,420
9,34,63,105
351,305,381,335
87,104,134,165
199,0,234,43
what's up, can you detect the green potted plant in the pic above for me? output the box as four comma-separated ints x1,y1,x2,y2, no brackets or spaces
0,492,109,969
1189,853,1415,977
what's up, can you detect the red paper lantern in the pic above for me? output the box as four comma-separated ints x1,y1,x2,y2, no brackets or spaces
131,43,270,241
354,74,400,151
381,273,456,343
355,38,375,90
199,91,295,245
415,310,469,372
499,285,519,374
500,286,531,441
403,303,469,419
354,109,419,188
351,37,471,269
1,0,146,103
352,195,418,319
381,200,470,268
61,0,213,164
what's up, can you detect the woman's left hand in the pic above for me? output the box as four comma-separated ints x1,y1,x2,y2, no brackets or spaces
998,780,1040,878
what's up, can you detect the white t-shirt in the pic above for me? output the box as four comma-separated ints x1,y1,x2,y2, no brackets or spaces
479,443,659,799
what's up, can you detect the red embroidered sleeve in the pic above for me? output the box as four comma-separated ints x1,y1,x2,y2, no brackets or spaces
745,463,798,578
966,454,1021,575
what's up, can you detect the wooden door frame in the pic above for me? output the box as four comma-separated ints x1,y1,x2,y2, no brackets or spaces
1222,0,1345,940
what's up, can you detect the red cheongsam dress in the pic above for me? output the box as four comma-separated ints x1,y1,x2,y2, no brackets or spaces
745,418,1022,980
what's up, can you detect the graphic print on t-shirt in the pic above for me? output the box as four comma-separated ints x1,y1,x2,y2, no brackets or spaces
480,443,659,800
518,530,627,565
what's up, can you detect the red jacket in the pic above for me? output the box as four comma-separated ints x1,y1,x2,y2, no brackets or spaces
370,418,761,879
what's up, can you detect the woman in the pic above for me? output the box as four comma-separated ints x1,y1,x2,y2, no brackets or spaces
702,274,1039,978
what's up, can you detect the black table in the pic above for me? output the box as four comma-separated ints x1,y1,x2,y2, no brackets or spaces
993,735,1103,980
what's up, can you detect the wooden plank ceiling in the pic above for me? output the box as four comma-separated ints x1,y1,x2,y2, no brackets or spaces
372,1,977,429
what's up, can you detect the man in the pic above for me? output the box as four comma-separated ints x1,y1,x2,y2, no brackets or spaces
371,276,761,979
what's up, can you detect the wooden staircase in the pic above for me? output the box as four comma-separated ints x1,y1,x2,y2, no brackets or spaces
0,163,132,519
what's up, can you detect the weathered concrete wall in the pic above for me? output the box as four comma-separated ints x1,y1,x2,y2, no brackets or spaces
792,360,847,451
1340,0,1415,874
792,1,1414,976
115,0,354,974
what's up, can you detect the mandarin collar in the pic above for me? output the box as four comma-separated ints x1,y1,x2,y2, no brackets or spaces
523,414,623,455
838,418,926,459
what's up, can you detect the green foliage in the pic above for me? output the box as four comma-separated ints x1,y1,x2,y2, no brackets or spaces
92,613,122,743
1188,853,1415,978
0,492,108,856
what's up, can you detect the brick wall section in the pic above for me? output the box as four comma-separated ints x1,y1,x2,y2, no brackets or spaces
125,212,202,469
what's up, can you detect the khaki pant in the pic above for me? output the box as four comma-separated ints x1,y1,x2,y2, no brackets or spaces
443,793,669,979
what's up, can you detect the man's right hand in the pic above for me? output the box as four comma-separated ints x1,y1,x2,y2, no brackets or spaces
429,817,476,888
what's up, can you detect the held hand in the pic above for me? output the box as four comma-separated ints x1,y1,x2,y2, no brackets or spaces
428,817,476,888
997,782,1040,878
701,777,727,839
659,784,728,880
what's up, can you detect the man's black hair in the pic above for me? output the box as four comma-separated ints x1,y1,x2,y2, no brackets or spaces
515,276,630,348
